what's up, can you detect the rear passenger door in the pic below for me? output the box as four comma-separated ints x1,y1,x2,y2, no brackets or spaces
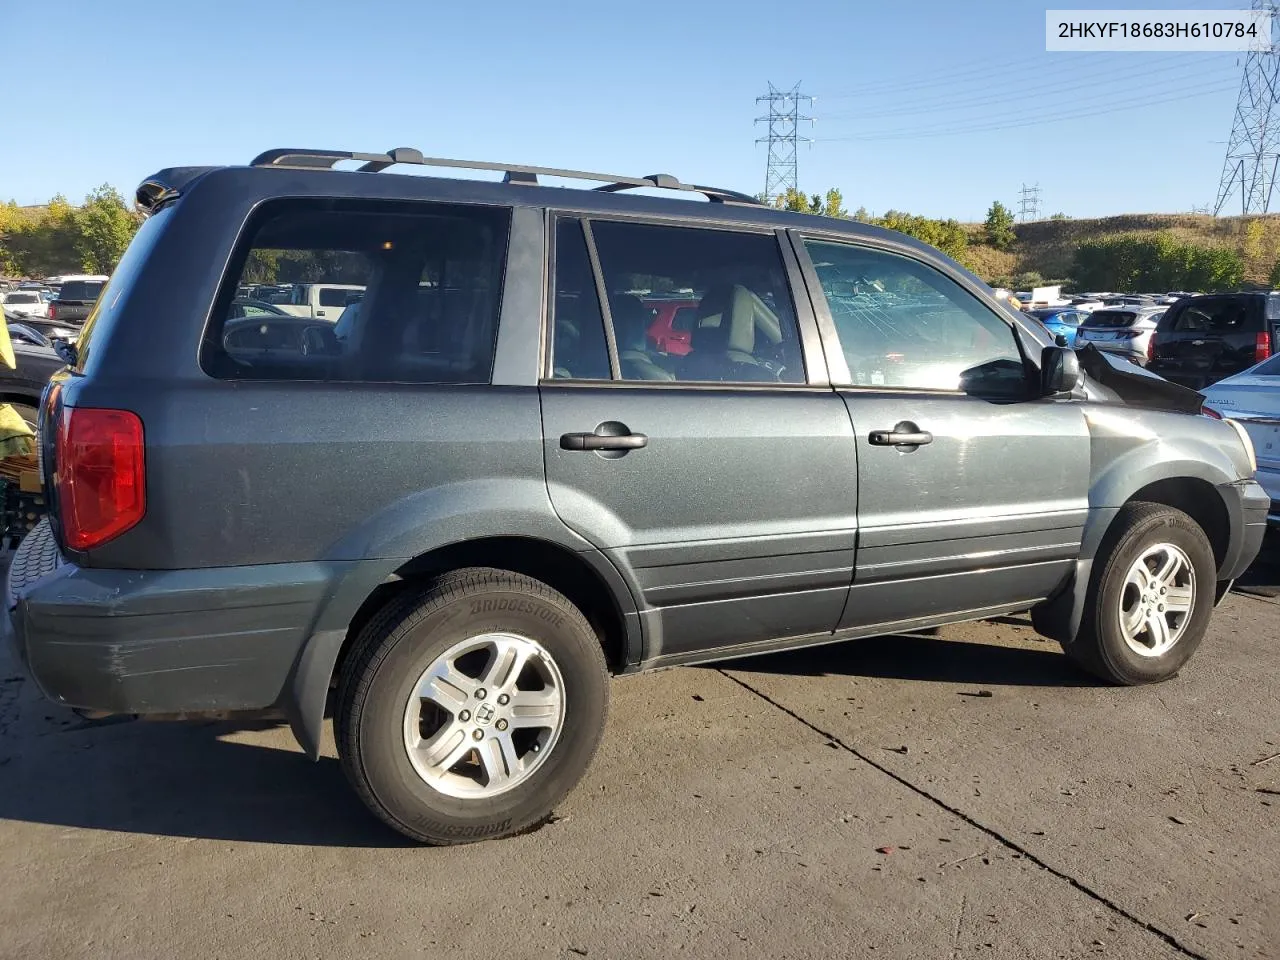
793,234,1090,629
539,216,858,662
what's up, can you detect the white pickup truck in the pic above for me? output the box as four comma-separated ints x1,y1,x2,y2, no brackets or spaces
277,283,364,321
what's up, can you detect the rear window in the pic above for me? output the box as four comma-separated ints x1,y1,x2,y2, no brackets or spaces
1251,353,1280,375
58,281,105,301
3,293,38,304
1082,310,1138,327
202,199,509,383
1165,298,1261,333
319,287,358,308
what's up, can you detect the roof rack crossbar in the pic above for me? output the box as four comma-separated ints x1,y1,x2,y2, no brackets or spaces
248,147,761,205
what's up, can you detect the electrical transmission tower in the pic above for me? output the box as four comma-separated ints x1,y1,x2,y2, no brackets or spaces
755,83,815,203
1214,1,1280,215
1018,183,1042,221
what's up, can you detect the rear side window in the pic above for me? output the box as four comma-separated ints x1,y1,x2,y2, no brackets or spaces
1165,298,1260,334
203,200,509,383
58,281,104,301
590,221,805,383
549,218,611,380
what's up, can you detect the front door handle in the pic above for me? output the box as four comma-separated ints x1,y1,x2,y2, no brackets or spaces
868,421,933,448
560,431,648,451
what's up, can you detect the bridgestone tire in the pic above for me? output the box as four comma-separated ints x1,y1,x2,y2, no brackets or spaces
336,568,609,844
1066,502,1216,685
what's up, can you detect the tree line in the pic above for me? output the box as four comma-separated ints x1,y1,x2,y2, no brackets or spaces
0,182,1257,295
0,186,141,277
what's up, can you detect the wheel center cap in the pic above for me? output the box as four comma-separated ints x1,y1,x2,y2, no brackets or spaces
475,702,496,726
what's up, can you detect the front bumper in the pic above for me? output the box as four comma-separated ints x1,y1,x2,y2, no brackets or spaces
5,519,352,715
1218,478,1271,581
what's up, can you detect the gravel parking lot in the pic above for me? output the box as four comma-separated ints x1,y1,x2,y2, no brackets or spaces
2,553,1278,960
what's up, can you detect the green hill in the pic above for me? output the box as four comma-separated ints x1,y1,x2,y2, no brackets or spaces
963,213,1280,289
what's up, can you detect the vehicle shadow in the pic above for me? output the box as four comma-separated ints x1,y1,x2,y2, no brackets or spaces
0,714,417,848
707,630,1094,688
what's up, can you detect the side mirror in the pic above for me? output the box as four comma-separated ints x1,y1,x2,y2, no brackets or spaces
1041,344,1081,396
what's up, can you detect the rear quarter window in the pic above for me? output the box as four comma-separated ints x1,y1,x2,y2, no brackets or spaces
202,199,510,384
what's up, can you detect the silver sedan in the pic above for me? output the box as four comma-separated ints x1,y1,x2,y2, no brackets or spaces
1202,354,1280,526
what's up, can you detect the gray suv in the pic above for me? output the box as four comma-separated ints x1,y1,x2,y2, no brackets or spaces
5,147,1269,844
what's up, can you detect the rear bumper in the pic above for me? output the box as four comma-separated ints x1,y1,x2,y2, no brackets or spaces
1078,339,1144,363
1219,478,1271,581
5,520,355,715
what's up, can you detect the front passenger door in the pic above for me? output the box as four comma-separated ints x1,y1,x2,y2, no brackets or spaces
795,235,1091,629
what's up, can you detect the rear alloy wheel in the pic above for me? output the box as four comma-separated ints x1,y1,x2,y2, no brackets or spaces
336,568,608,844
1067,502,1215,684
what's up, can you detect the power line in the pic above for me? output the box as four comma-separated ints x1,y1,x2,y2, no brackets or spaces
755,82,815,203
820,59,1232,123
1018,183,1042,222
1214,0,1280,215
815,80,1238,142
821,52,1057,99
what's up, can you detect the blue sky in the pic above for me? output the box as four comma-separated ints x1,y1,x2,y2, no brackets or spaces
1,0,1252,219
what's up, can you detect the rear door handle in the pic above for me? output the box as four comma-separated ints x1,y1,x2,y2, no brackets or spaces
868,422,933,448
560,431,648,451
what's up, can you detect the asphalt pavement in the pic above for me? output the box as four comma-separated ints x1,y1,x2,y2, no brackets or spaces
1,577,1278,959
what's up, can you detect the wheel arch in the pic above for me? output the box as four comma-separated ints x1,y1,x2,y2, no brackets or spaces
282,533,641,760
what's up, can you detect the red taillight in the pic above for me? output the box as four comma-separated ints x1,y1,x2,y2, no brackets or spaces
1256,331,1271,363
47,302,56,321
54,407,145,550
1147,332,1157,363
1201,405,1224,420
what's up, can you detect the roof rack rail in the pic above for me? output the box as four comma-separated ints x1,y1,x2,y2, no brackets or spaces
249,147,761,205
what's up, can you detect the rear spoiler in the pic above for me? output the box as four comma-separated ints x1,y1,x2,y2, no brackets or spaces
1077,345,1204,415
134,167,217,216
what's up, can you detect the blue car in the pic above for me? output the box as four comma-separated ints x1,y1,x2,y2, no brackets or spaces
1027,307,1087,348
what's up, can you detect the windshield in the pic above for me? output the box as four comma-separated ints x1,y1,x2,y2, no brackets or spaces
1082,310,1139,328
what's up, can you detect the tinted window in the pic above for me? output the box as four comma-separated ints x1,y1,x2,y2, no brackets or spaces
3,293,38,304
58,281,104,301
592,221,804,383
319,287,357,308
203,200,509,383
1167,298,1260,334
1082,310,1138,327
803,239,1027,397
549,218,610,380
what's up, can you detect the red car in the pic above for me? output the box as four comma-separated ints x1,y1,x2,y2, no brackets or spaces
644,298,700,356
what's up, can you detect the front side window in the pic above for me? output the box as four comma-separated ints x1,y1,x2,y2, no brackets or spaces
590,220,804,383
203,200,509,383
803,238,1028,397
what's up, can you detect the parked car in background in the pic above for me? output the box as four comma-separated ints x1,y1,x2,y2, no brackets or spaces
278,282,365,321
1027,306,1087,347
1202,354,1280,526
1075,305,1165,365
1,290,49,319
1069,298,1105,312
6,322,51,348
1149,293,1280,390
48,277,108,327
